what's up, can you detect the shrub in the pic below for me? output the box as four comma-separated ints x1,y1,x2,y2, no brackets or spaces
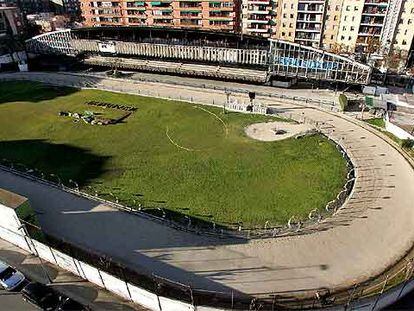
401,138,414,149
338,94,348,111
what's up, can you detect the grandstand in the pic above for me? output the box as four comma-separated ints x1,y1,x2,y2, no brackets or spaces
26,26,372,85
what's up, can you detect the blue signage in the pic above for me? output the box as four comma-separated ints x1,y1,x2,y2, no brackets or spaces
277,56,338,70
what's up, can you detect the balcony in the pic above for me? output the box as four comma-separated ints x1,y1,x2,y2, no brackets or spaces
180,19,201,26
180,11,201,18
180,2,201,8
153,19,172,24
358,25,382,36
125,10,146,15
209,12,233,18
246,27,269,33
125,1,145,8
297,3,324,13
364,0,388,5
362,6,387,15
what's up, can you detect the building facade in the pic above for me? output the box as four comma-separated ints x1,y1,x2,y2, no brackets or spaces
81,0,240,32
78,0,414,67
0,6,23,36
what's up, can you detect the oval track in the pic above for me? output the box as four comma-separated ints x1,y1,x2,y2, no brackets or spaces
0,72,413,298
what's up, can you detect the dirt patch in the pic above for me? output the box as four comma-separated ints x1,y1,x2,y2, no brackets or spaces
245,121,314,141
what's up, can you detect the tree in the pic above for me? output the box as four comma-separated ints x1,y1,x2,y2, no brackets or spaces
383,48,407,72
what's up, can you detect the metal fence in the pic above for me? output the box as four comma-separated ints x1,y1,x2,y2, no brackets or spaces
0,85,355,241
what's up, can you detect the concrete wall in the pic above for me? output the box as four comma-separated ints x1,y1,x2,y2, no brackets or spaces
385,114,414,140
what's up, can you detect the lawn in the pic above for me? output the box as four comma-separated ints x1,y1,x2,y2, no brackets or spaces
0,81,347,228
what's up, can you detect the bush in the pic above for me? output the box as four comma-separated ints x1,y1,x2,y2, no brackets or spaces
338,94,348,111
401,138,414,149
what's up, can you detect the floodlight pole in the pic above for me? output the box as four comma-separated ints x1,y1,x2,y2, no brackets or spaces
224,89,231,114
50,174,62,187
69,179,79,191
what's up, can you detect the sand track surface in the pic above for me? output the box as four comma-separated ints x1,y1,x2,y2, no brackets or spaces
245,121,314,141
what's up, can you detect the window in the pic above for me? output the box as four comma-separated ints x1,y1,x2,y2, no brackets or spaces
334,16,337,21
331,35,334,40
346,5,350,11
408,19,412,25
402,40,407,45
341,35,345,40
344,16,347,21
352,16,355,21
282,32,285,36
290,14,293,18
343,26,346,31
354,6,358,11
348,36,351,41
350,26,354,31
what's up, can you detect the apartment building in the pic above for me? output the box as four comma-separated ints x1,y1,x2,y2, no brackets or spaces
322,0,343,50
0,6,23,36
81,0,240,32
3,0,51,14
79,0,413,66
240,0,277,37
392,0,414,54
294,0,326,47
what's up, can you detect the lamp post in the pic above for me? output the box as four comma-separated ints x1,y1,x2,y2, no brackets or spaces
69,179,79,191
49,174,62,186
224,89,231,114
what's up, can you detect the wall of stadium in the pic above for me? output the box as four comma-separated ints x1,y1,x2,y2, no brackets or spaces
72,39,269,66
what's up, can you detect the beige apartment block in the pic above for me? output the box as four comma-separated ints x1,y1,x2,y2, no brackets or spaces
393,0,414,53
80,0,239,32
335,0,364,52
273,0,297,42
322,0,343,51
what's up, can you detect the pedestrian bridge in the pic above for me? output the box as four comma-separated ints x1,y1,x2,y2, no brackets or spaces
26,27,372,85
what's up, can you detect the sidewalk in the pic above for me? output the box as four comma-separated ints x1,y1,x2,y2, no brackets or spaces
0,238,148,311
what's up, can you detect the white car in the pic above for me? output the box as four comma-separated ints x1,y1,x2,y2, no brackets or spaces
0,260,25,290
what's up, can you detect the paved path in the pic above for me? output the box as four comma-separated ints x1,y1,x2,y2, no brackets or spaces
0,72,413,298
0,238,146,310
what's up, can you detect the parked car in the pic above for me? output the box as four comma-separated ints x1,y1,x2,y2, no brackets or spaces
0,260,25,290
22,282,88,310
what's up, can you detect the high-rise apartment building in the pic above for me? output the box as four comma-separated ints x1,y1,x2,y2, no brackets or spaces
322,0,343,50
241,0,276,37
294,0,326,47
79,0,414,66
81,0,240,32
391,0,414,54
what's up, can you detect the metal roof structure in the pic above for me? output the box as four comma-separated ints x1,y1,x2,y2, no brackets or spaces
26,28,372,85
